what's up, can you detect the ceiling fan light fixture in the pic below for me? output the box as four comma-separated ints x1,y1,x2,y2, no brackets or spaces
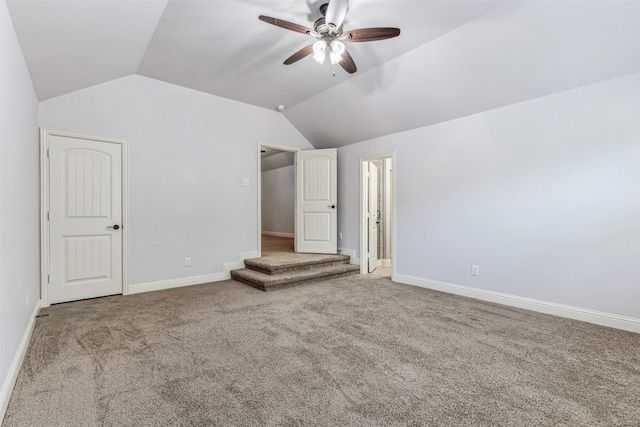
312,40,327,64
259,0,401,75
329,40,345,65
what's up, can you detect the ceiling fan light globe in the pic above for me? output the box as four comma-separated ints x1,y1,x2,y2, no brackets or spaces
330,40,345,55
329,40,345,65
312,40,328,64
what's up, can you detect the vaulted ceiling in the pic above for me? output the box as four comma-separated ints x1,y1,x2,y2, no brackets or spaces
7,0,640,148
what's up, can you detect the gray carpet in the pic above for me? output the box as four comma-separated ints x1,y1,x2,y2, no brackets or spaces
3,276,639,426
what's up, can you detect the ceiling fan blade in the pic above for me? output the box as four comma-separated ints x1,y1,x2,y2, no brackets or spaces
258,15,312,35
339,49,357,74
346,27,401,42
325,0,349,28
284,45,314,65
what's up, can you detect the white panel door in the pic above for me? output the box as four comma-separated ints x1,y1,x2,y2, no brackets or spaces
295,149,337,254
48,134,123,304
368,162,378,273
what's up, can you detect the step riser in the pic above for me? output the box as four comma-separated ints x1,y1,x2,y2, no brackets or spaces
245,259,350,275
232,253,359,292
232,269,359,292
243,254,351,276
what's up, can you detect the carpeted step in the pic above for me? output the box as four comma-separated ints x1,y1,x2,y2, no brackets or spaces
244,253,351,275
231,262,360,292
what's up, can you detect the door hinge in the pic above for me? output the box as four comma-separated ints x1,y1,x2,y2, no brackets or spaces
47,212,50,220
47,274,50,283
47,148,50,158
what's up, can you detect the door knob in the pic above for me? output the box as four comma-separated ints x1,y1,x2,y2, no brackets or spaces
327,205,336,209
107,225,120,230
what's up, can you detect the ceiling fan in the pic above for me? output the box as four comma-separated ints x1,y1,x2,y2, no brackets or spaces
259,0,400,75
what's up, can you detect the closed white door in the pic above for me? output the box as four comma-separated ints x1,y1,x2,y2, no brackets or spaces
295,149,337,254
48,134,123,304
368,162,378,273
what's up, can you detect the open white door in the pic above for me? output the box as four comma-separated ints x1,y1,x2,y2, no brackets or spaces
48,133,124,304
295,149,337,254
368,162,378,272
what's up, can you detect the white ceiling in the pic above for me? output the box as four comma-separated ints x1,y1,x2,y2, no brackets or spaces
7,0,640,148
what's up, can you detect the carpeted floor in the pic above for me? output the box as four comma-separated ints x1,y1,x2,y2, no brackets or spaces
3,275,639,426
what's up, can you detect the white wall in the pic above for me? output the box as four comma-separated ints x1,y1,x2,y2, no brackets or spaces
0,0,40,417
261,165,294,235
39,75,313,285
338,73,640,320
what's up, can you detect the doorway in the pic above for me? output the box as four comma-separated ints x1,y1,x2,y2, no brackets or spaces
257,143,339,257
258,143,298,256
360,153,395,277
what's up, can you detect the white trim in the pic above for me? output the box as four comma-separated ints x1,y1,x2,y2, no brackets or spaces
261,231,294,238
360,152,396,276
40,129,129,307
0,300,41,423
338,247,359,265
40,130,49,306
257,141,299,258
394,274,640,333
382,259,392,267
129,273,228,294
223,251,259,275
121,135,130,296
128,251,259,295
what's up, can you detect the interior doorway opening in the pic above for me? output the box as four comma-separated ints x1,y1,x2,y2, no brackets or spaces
257,143,298,257
360,153,395,278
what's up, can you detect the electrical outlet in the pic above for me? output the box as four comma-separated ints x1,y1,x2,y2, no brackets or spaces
471,265,479,276
241,178,250,187
184,257,191,267
338,232,343,240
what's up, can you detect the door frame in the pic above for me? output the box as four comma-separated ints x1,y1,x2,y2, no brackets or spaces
360,152,396,276
40,129,129,307
256,141,299,258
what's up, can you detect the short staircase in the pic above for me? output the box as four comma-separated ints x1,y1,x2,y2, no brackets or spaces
231,253,360,291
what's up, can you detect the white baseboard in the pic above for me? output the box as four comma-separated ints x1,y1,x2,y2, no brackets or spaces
382,259,392,267
338,247,359,265
130,251,260,295
261,231,294,238
1,300,41,423
394,274,640,334
223,251,259,276
129,273,228,294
